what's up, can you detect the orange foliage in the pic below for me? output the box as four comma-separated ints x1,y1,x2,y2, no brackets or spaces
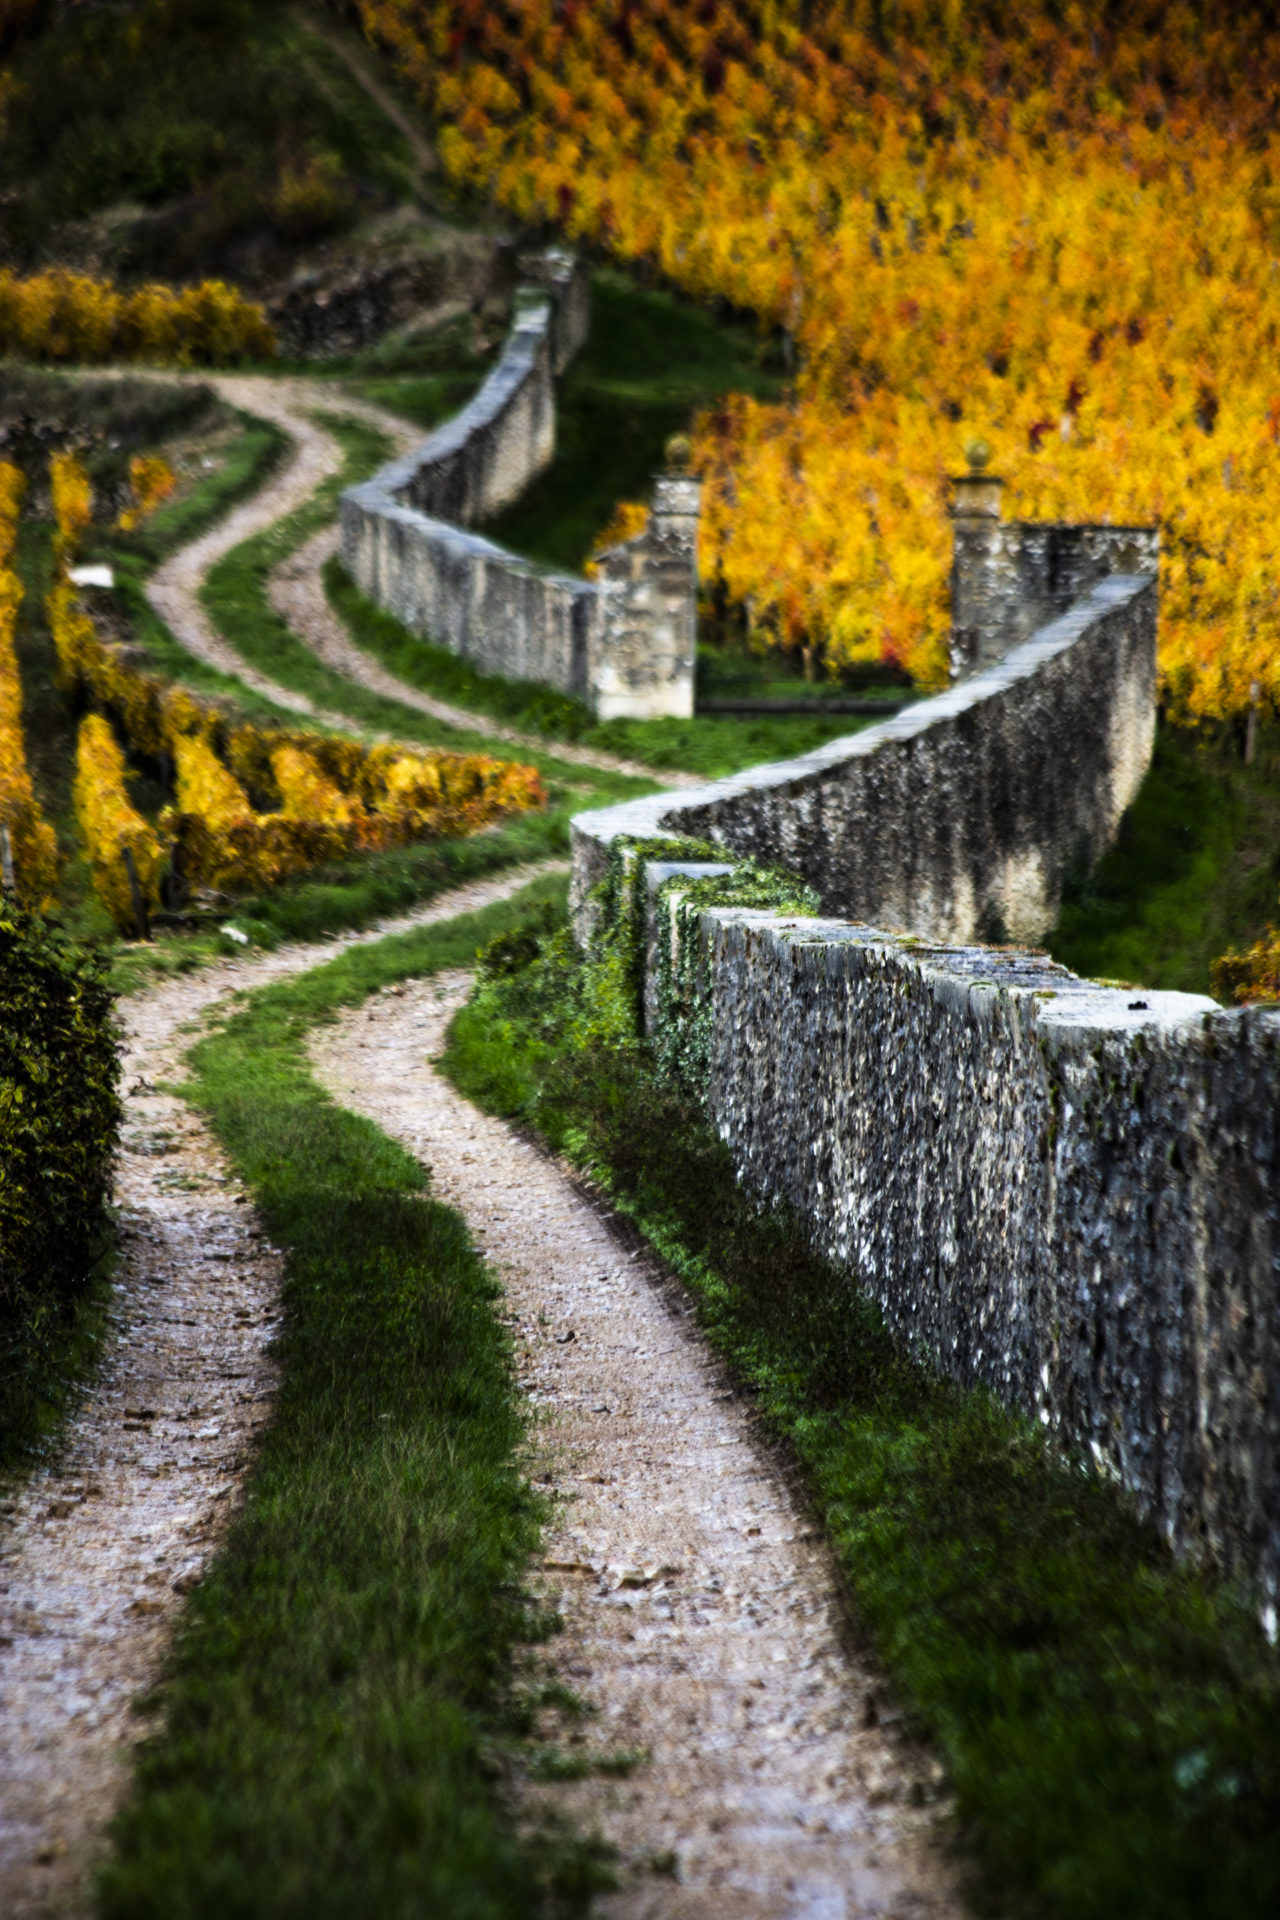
73,713,164,934
0,462,59,908
355,0,1280,713
0,269,275,366
116,455,176,534
50,450,93,568
1212,917,1280,1006
45,486,545,919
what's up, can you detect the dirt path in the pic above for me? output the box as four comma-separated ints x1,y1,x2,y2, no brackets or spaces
147,372,698,785
0,863,562,1920
312,975,960,1919
269,523,704,785
144,374,422,731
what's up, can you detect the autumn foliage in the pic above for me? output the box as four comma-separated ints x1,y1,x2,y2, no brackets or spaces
48,453,544,929
0,461,58,909
0,269,274,366
352,0,1280,716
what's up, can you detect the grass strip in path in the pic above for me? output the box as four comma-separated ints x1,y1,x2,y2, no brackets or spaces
99,869,606,1918
439,904,1280,1920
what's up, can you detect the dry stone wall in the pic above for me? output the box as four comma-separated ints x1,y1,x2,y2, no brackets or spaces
639,881,1280,1606
570,555,1280,1605
573,572,1157,946
339,249,698,719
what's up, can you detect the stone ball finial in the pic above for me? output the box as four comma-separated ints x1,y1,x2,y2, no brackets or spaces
664,432,693,471
964,438,993,473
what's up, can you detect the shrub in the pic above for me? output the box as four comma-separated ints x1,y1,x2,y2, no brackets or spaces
0,268,275,366
0,901,120,1444
73,713,165,935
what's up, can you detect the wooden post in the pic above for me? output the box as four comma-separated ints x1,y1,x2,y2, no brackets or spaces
0,824,15,899
1245,679,1261,765
121,845,150,940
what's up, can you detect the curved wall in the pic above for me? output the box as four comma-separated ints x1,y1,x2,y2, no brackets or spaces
339,251,699,719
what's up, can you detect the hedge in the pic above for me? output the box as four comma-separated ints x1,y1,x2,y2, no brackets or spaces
0,904,121,1442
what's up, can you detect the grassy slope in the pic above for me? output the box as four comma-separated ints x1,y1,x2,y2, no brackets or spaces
1051,721,1280,995
100,872,610,1919
0,0,418,275
440,900,1280,1920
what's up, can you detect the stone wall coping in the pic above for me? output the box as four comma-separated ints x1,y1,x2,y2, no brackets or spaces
572,570,1158,855
342,488,598,599
344,293,556,519
677,900,1223,1041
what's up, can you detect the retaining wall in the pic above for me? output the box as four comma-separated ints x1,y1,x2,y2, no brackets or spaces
340,250,698,719
570,554,1280,1603
573,571,1157,945
636,873,1280,1605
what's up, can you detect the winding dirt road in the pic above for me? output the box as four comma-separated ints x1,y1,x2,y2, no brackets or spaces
0,864,562,1918
151,372,701,784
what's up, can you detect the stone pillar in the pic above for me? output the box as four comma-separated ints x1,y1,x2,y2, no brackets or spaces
949,444,1005,681
588,447,701,720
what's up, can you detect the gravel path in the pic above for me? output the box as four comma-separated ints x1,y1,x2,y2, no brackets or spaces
144,374,421,731
0,862,562,1919
145,371,698,784
312,974,960,1919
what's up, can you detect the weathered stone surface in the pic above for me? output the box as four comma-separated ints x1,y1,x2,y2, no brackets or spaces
641,892,1280,1605
950,472,1160,678
267,233,505,359
573,572,1157,945
339,253,700,720
568,554,1280,1602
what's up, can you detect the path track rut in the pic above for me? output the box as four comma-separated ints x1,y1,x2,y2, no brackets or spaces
0,863,562,1918
313,976,960,1919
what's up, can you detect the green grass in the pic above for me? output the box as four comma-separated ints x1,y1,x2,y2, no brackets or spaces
484,270,779,571
173,410,651,793
440,902,1280,1920
325,559,886,780
1051,721,1280,995
1,0,419,274
99,871,610,1918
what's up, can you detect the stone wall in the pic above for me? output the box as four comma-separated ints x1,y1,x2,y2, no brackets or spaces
565,549,1280,1602
949,467,1161,678
339,251,698,719
572,571,1157,945
631,870,1280,1605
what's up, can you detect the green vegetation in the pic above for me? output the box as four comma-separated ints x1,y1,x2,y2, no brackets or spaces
100,872,608,1919
0,906,120,1465
1052,722,1280,996
0,0,418,277
441,896,1280,1920
105,812,567,997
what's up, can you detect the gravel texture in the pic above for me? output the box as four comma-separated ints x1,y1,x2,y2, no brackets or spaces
0,864,562,1918
311,972,961,1919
